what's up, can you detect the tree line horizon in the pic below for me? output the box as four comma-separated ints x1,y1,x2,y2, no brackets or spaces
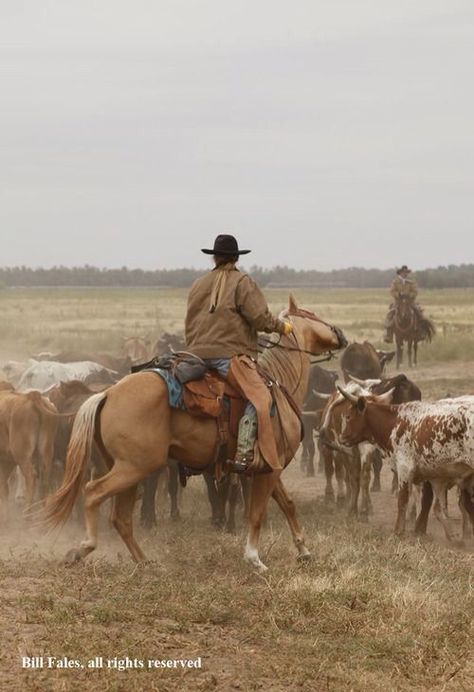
1,264,474,289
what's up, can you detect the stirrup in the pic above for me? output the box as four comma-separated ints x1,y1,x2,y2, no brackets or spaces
226,456,252,474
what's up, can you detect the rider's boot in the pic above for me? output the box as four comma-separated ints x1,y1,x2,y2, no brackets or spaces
226,412,258,473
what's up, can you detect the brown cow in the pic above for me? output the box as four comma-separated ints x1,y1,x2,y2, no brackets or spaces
319,374,421,519
0,391,60,515
337,390,474,541
341,342,395,383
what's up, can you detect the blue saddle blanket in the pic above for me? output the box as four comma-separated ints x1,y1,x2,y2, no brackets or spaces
146,368,185,409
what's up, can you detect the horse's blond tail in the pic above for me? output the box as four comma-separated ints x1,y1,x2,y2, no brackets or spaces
44,391,107,528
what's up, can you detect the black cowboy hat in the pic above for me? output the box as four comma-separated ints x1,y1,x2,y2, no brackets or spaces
201,234,251,256
397,265,412,274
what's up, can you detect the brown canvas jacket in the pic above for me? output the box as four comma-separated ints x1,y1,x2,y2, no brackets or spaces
185,266,282,359
390,276,418,301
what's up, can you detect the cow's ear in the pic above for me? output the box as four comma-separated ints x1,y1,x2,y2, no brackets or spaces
357,397,367,413
288,294,298,313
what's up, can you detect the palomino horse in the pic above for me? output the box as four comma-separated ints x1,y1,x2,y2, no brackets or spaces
44,296,347,571
393,296,435,368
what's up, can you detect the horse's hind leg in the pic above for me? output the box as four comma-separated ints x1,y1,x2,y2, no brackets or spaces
271,478,311,562
67,463,147,563
111,484,145,563
245,472,280,571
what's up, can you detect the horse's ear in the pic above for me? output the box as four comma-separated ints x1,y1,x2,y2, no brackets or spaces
288,294,298,313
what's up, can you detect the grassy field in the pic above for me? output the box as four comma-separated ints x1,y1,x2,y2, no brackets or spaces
0,286,473,362
0,286,473,691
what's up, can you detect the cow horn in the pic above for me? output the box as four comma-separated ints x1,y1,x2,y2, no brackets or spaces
336,385,359,404
346,372,366,386
312,389,331,399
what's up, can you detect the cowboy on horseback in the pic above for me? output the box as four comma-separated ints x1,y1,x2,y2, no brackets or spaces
384,265,424,343
185,234,294,474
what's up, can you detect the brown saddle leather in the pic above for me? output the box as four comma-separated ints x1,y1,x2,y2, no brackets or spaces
182,370,246,470
182,371,242,419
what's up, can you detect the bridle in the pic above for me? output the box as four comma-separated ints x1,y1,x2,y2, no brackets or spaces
258,310,344,395
258,309,343,362
258,334,337,364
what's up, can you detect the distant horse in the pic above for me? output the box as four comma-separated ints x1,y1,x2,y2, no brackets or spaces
44,296,346,571
393,296,435,368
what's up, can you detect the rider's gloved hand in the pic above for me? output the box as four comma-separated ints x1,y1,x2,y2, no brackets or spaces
277,320,294,336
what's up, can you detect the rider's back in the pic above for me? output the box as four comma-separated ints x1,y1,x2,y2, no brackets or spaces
185,266,280,359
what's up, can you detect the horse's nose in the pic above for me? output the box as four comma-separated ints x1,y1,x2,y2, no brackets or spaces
335,327,348,350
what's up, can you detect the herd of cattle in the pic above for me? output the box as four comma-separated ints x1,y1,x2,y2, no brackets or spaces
0,333,473,548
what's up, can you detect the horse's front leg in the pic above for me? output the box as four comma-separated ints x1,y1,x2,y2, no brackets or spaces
271,477,311,562
408,339,413,368
413,339,418,367
245,471,281,571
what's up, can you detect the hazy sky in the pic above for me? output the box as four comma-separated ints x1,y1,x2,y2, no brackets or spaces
1,1,473,270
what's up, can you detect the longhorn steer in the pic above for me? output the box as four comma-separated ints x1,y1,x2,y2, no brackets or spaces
320,374,421,518
341,342,395,384
338,392,474,540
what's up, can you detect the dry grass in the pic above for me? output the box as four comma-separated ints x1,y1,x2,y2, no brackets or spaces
1,475,473,692
1,286,473,363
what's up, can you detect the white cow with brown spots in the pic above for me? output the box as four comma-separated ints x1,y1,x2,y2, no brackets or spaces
337,391,474,540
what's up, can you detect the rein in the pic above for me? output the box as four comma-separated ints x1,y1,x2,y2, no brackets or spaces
258,317,339,397
257,334,337,363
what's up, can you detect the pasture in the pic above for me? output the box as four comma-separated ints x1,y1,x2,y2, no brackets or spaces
0,286,474,691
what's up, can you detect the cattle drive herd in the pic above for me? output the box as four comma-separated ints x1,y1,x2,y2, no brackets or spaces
0,319,473,569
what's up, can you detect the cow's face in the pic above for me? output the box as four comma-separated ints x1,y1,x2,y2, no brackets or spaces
338,388,394,446
339,397,371,446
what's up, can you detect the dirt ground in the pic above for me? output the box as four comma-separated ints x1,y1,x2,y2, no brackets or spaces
0,417,473,690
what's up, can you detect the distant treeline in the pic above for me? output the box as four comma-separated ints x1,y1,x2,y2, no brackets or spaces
1,264,474,289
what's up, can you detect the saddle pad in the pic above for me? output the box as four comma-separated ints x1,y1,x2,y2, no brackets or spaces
146,368,185,409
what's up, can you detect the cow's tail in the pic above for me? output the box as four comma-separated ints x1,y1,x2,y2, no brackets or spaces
43,391,107,528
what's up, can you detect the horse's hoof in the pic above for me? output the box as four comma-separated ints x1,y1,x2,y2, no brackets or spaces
63,549,82,566
170,512,180,522
306,470,315,478
297,552,312,563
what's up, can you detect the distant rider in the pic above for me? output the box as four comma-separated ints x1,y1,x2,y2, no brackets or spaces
185,234,293,473
384,265,423,343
